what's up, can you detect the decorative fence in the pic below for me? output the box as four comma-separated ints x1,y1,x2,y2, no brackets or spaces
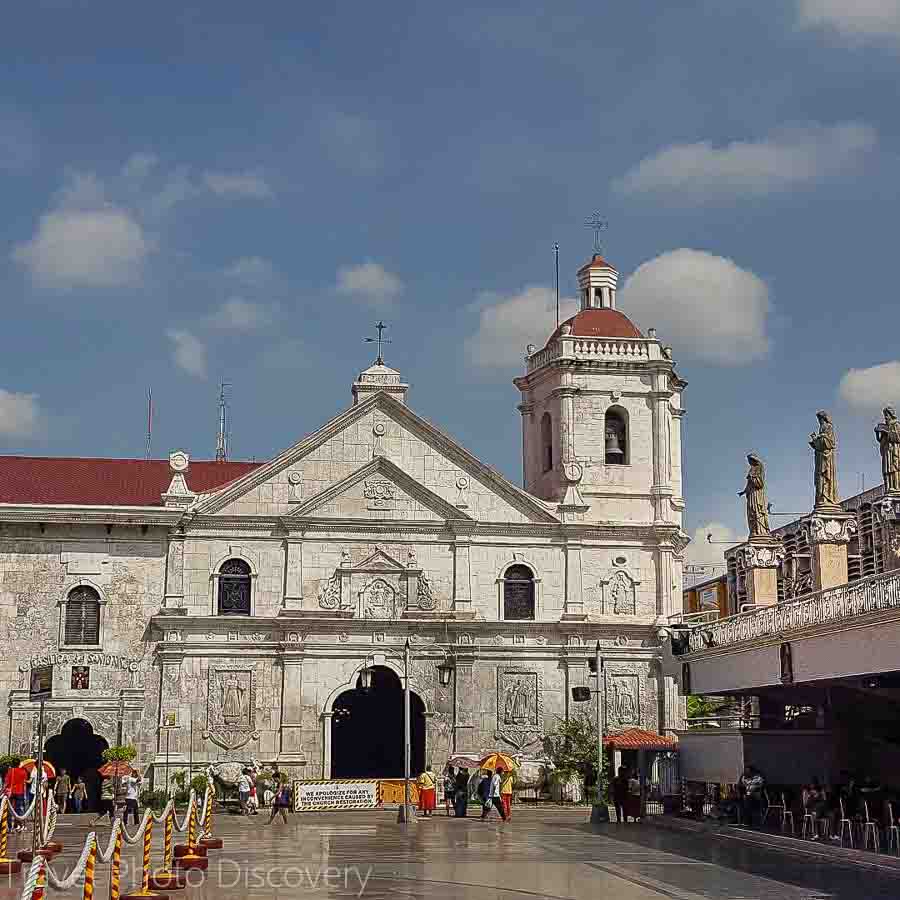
5,783,221,900
685,569,900,653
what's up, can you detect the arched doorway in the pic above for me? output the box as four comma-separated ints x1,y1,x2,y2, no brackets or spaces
44,719,109,812
331,666,425,778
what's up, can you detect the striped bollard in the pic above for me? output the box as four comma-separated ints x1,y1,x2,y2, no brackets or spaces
122,819,168,900
82,837,97,900
198,791,222,851
109,827,122,900
0,798,22,875
148,810,184,892
173,798,207,872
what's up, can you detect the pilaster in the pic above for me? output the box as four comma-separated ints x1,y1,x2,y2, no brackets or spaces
163,529,186,613
452,528,475,619
280,535,304,614
278,654,307,765
561,539,586,621
736,539,785,608
452,650,477,752
802,511,857,592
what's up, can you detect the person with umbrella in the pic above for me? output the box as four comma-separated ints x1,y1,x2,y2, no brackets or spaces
122,768,142,825
91,760,132,826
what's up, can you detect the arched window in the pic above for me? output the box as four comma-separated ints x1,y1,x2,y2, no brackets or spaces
604,407,629,465
65,586,101,645
541,413,553,473
217,559,252,616
503,564,536,620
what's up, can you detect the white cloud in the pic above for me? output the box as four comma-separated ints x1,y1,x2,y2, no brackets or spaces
620,249,771,365
464,286,577,370
321,111,381,175
12,207,149,289
838,361,900,412
797,0,900,43
209,297,273,331
0,389,41,438
121,152,158,180
684,522,737,570
614,122,876,200
335,262,403,309
202,171,273,199
166,329,207,378
223,256,276,285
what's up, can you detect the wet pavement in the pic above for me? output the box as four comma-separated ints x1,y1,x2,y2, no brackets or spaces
0,807,895,899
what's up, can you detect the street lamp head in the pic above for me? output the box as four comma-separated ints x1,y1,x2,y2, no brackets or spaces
360,667,373,690
437,660,454,687
571,686,591,702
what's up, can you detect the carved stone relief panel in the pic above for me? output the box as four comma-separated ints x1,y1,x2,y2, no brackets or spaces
606,673,640,729
363,480,395,510
360,577,401,619
605,571,637,615
204,663,259,752
494,667,543,751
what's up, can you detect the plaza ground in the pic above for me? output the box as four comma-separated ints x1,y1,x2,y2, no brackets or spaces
0,806,894,899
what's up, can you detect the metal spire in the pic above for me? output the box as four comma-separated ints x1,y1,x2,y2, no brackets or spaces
364,321,392,365
215,382,230,462
584,212,608,254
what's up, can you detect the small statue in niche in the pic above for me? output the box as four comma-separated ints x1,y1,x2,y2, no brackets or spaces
221,672,246,724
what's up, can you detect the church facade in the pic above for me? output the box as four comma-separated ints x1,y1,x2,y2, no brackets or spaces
0,254,688,785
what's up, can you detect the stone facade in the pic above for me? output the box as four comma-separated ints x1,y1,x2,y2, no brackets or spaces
0,259,688,784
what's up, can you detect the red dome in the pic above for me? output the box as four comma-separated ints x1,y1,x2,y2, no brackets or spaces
547,308,643,343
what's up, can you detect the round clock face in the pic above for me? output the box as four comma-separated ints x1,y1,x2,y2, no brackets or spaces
373,423,386,437
287,472,302,485
170,451,189,472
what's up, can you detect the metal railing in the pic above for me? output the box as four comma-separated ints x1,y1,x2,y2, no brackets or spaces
684,569,900,653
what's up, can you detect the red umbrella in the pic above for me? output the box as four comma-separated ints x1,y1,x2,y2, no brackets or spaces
98,761,136,778
20,759,55,778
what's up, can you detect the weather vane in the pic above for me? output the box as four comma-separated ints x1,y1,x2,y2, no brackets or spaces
364,321,392,364
584,212,608,254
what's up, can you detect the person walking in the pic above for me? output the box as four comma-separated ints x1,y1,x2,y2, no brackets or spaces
237,768,252,816
4,764,27,831
612,766,630,823
454,768,470,818
443,766,455,816
122,770,142,825
90,777,116,826
480,769,506,821
417,763,437,818
499,767,514,821
266,778,291,825
70,777,87,814
54,769,71,815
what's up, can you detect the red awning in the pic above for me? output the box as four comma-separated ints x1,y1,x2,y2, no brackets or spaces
604,728,678,751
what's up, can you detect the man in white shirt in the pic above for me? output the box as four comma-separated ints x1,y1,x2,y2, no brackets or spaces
480,770,507,821
237,770,252,815
122,771,142,825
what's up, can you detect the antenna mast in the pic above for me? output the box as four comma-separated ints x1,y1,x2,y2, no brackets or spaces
216,382,231,462
146,388,153,460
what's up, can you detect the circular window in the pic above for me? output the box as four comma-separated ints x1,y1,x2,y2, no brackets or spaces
614,555,628,567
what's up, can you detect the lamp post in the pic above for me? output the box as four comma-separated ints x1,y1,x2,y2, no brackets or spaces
571,641,610,823
360,640,455,826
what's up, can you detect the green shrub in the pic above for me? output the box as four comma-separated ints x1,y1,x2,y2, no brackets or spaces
190,774,209,797
139,789,168,812
102,745,137,763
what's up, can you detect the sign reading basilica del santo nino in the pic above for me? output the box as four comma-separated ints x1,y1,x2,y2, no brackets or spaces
0,251,687,788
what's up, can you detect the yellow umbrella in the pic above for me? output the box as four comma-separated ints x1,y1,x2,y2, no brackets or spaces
479,752,517,772
20,759,56,778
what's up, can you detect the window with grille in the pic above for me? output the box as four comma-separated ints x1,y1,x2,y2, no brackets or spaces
217,559,252,616
64,586,101,645
503,564,535,620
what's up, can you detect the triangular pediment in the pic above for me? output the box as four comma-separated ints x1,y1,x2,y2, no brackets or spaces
192,392,558,525
288,456,473,522
353,548,407,571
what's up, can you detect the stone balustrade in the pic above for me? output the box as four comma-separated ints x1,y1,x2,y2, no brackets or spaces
681,568,900,654
527,336,660,372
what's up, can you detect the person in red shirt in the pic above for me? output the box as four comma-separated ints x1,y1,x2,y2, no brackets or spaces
4,765,27,831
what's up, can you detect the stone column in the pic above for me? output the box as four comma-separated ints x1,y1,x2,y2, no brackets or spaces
655,543,675,617
736,540,784,608
563,652,588,721
280,535,304,613
452,529,474,618
155,654,186,789
278,654,307,766
802,512,857,591
562,539,586,620
163,530,186,613
452,650,477,753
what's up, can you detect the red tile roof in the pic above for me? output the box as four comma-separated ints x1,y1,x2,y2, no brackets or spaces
0,456,263,507
577,253,618,273
548,308,644,343
604,728,678,751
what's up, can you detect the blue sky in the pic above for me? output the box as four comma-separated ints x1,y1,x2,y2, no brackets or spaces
3,1,900,566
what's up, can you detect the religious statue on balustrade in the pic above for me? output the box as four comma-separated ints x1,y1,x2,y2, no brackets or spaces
810,410,839,509
876,407,900,495
739,453,770,538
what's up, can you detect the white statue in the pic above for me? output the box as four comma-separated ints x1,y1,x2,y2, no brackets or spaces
221,672,245,723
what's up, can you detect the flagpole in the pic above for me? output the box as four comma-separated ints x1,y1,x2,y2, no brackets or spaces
554,243,560,328
146,388,153,460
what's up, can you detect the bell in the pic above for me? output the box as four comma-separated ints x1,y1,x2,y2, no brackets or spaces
605,427,624,463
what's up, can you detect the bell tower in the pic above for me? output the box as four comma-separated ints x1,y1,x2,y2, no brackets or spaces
513,254,687,530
